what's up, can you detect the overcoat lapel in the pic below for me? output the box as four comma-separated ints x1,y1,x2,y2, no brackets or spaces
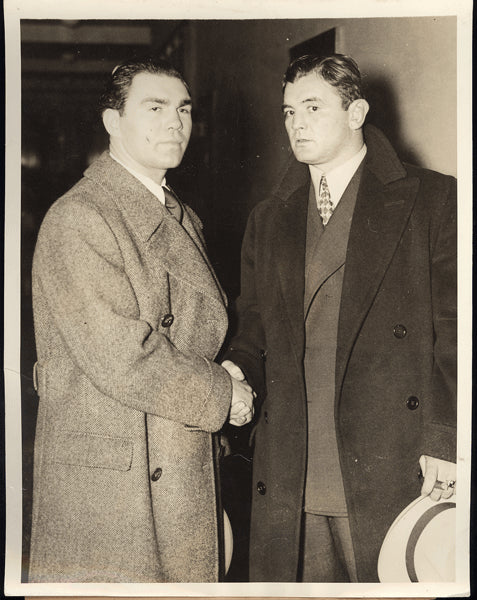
182,207,228,305
274,184,308,361
335,147,420,397
85,153,226,309
148,218,226,309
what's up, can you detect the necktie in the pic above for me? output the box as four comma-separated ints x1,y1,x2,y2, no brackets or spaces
317,175,334,226
163,186,183,223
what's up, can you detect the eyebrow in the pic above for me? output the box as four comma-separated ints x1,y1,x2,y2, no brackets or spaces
142,97,192,107
282,97,322,111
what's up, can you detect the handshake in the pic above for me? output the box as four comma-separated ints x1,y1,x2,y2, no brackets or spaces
222,360,256,427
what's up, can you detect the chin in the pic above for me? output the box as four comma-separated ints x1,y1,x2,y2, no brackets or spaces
160,153,185,169
164,159,183,170
294,152,318,165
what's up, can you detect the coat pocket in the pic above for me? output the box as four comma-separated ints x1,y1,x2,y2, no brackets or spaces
51,431,133,471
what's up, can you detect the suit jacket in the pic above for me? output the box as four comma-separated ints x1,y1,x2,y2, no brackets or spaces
29,152,232,583
226,125,457,582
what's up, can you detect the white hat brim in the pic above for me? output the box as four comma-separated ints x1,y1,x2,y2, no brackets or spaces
378,494,455,582
224,509,234,575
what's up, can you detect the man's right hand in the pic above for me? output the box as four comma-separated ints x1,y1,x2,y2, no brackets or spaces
419,455,456,501
223,361,255,427
222,359,246,381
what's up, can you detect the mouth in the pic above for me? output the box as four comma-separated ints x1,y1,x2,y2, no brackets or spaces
294,138,312,146
159,140,183,145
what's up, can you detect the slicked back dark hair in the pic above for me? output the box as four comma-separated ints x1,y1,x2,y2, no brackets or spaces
283,53,364,109
98,56,190,115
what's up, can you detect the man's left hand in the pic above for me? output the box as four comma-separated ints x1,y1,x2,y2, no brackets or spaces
419,455,456,501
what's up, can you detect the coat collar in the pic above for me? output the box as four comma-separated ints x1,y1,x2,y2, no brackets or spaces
84,152,168,243
363,124,407,184
84,152,227,307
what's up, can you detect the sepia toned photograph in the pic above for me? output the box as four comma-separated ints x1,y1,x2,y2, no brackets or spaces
4,0,472,597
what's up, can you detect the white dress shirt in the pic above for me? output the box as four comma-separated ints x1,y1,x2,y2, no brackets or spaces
309,144,367,209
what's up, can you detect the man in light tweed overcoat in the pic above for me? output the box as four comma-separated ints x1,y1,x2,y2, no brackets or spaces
29,57,253,583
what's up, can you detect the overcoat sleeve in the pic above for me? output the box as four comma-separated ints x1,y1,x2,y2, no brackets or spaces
226,206,267,402
32,199,232,433
424,176,457,460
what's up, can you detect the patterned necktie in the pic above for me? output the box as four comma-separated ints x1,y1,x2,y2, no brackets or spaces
163,186,183,223
317,175,334,226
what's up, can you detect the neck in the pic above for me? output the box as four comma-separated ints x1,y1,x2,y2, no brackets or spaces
310,133,364,175
109,140,167,185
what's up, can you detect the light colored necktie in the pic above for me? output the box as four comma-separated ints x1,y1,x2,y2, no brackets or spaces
163,186,183,223
318,175,334,226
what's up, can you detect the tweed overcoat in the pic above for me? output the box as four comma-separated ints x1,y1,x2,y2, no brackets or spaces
226,125,457,582
29,152,232,583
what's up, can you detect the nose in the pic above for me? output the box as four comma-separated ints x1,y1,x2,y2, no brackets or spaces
168,109,183,131
291,113,305,131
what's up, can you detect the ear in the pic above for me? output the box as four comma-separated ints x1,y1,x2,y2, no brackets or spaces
102,108,121,138
347,99,369,130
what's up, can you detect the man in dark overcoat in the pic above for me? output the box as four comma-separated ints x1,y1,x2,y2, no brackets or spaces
29,57,253,583
224,54,457,582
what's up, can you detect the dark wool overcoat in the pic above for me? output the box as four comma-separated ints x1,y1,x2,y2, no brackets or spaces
29,152,232,583
226,125,457,582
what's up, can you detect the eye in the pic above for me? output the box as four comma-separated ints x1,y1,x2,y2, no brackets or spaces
283,108,294,118
150,105,162,112
307,105,319,112
179,106,192,115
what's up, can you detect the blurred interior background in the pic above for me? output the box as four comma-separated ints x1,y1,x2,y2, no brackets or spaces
20,16,456,582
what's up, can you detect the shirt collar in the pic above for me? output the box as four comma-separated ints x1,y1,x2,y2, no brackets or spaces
309,143,367,209
110,152,167,205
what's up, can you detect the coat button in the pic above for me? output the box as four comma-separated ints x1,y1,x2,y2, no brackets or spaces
406,396,420,410
257,481,267,495
393,324,407,339
264,410,269,424
151,467,163,481
260,349,267,361
161,313,174,328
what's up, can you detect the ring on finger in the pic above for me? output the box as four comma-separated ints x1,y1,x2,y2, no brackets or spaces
434,479,456,491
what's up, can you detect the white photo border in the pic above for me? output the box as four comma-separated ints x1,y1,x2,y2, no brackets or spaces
4,0,473,597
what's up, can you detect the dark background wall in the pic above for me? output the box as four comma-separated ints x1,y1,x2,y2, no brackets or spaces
20,17,456,582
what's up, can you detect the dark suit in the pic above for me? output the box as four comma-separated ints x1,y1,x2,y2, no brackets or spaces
226,125,457,581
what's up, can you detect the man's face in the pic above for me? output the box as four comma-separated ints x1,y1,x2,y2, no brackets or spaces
283,72,355,172
113,72,192,180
